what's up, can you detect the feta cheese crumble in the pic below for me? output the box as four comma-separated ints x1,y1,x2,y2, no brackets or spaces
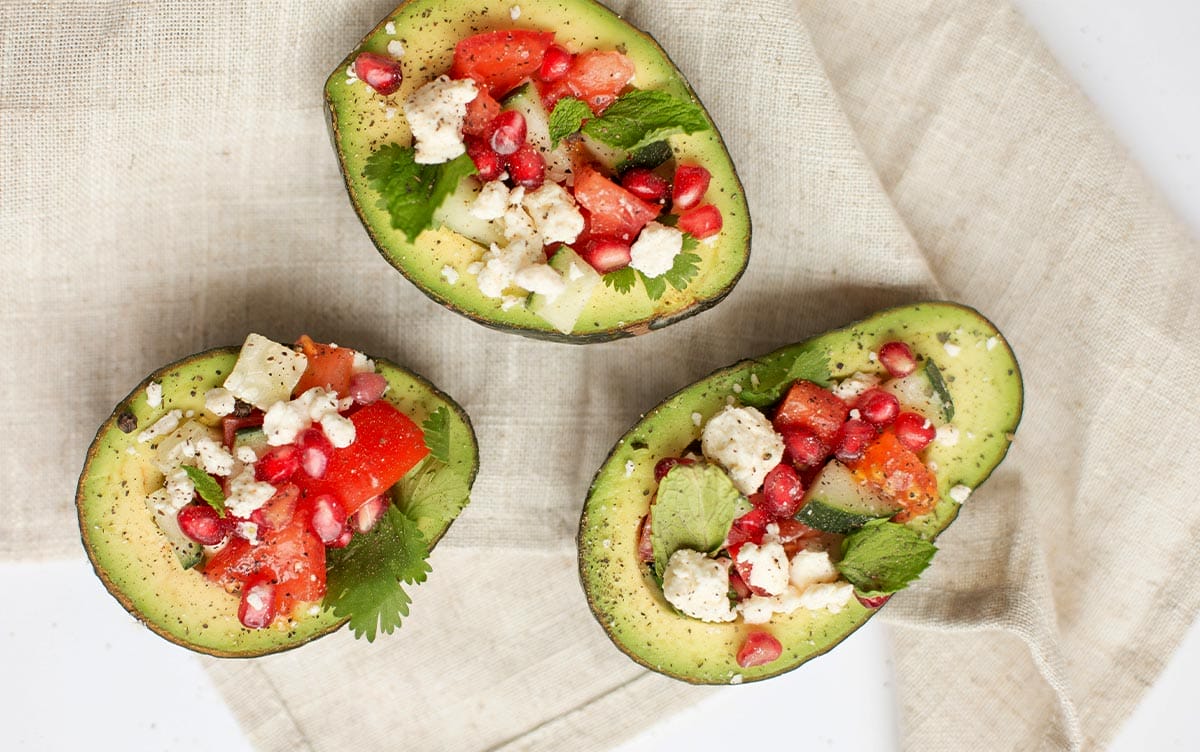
225,466,277,519
943,341,961,357
661,549,737,623
831,371,881,402
521,183,584,245
403,76,478,164
204,387,236,417
949,484,972,503
700,405,785,495
736,541,790,596
441,265,460,284
137,409,182,444
513,264,566,301
935,424,960,447
628,222,684,278
387,39,405,58
470,180,511,221
145,382,163,408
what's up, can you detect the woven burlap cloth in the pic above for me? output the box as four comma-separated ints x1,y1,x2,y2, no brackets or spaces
4,0,1198,749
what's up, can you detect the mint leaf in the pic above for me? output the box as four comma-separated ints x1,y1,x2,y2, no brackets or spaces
639,270,667,301
548,97,592,147
181,465,226,517
651,463,743,576
836,519,937,596
325,504,431,641
663,250,700,292
617,140,673,174
603,267,637,294
363,145,476,242
582,89,710,153
738,346,831,408
925,360,955,422
421,406,452,463
395,457,471,526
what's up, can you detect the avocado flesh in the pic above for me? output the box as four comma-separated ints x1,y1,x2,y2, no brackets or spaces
578,302,1023,683
324,0,750,342
77,348,478,657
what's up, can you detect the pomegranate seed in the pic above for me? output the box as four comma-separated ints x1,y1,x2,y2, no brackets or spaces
857,389,900,426
781,426,827,468
636,514,654,563
298,428,334,479
238,577,277,629
834,419,878,462
255,445,300,484
878,341,917,378
728,564,753,601
671,164,711,210
539,44,573,82
349,372,388,405
328,527,354,549
653,456,694,482
465,136,504,181
761,464,804,518
505,142,546,188
177,503,227,546
351,494,390,534
353,52,403,96
250,484,299,531
736,631,783,668
621,168,670,204
489,110,527,156
580,237,632,273
856,593,892,609
677,203,723,239
727,507,769,549
309,494,348,545
893,412,936,452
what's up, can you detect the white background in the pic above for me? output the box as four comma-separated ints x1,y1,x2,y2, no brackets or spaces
4,1,1196,749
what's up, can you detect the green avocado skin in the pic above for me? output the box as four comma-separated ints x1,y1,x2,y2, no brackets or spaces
577,302,1024,684
324,0,751,342
76,347,478,658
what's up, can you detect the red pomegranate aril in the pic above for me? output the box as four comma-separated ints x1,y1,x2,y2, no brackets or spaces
309,494,349,545
352,494,390,534
856,593,892,609
489,110,527,156
728,564,753,601
177,503,227,546
671,164,711,210
238,577,277,630
505,142,546,188
636,514,654,563
251,484,300,532
328,527,354,549
736,631,783,668
621,168,670,204
465,136,504,181
782,425,827,468
727,507,769,549
539,44,573,82
354,52,403,96
580,237,632,273
893,411,936,452
878,341,917,378
761,463,804,518
349,372,388,405
677,203,723,239
835,419,878,463
255,444,300,484
463,91,502,137
857,388,900,426
298,428,334,479
653,456,694,482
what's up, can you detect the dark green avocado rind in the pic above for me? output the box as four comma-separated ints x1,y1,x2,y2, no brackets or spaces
324,0,751,343
577,302,1023,684
76,346,478,658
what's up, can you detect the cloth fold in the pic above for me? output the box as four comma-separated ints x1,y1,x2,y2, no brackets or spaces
3,0,1197,749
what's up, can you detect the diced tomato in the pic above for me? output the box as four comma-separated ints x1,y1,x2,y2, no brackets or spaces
463,91,502,137
294,401,429,515
677,203,722,239
737,631,783,668
573,166,660,240
564,50,635,113
847,431,938,522
250,483,300,532
856,593,892,609
537,76,575,111
772,380,849,447
450,30,555,97
293,335,354,398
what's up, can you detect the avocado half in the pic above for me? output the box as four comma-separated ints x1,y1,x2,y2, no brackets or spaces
324,0,750,342
577,302,1023,683
76,347,478,657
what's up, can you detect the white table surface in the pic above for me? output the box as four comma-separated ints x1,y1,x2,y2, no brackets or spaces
5,1,1197,749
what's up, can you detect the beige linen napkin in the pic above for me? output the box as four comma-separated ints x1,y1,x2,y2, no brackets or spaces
2,0,1197,749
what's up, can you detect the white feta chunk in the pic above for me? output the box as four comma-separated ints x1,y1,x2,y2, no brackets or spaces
935,424,960,447
235,445,258,464
225,466,277,519
514,263,567,301
795,582,855,613
223,333,307,411
441,265,460,284
204,387,236,417
320,413,357,449
194,436,236,477
351,350,376,374
137,409,182,444
789,548,839,590
522,183,585,245
163,467,195,510
949,484,972,503
145,382,163,408
943,341,962,358
475,239,540,298
661,549,737,623
403,76,477,164
700,405,785,495
736,541,790,596
628,222,683,278
502,205,539,244
831,371,881,402
387,39,405,58
470,180,511,221
236,521,260,546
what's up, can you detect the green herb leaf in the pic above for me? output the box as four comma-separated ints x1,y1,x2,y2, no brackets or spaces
651,463,743,576
738,345,832,408
925,360,955,422
324,504,431,641
603,266,637,294
181,465,226,517
421,406,452,463
836,519,937,597
363,145,476,242
582,89,710,153
639,270,667,301
395,458,472,526
617,140,673,174
663,250,701,292
548,96,592,148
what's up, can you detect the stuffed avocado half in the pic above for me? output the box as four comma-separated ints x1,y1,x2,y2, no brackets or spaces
77,337,477,657
325,0,750,342
577,302,1023,683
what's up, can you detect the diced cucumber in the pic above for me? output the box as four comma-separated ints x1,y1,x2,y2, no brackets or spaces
882,359,955,426
504,84,574,183
233,427,269,457
432,176,503,247
795,460,900,534
145,489,202,570
527,247,601,334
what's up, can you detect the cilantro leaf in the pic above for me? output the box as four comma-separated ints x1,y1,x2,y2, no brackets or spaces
548,97,592,147
181,465,226,517
836,519,937,597
603,266,637,294
651,463,743,576
421,406,452,463
738,345,831,408
925,359,955,422
582,89,710,153
395,457,471,525
638,270,667,301
324,504,431,641
663,250,700,292
363,145,476,242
